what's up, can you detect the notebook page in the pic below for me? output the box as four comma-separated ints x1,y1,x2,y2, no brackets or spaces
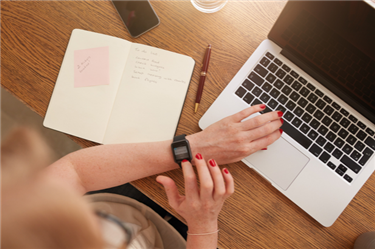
43,29,132,143
103,43,195,144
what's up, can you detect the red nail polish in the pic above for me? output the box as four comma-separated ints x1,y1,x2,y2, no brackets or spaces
261,148,267,150
278,111,283,117
224,168,229,174
182,159,189,163
209,159,216,167
280,118,284,124
260,104,266,109
280,128,283,134
195,153,203,160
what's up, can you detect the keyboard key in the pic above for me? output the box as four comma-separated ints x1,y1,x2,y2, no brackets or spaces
317,136,327,146
260,57,271,67
354,141,365,152
322,116,333,126
324,142,335,153
292,117,303,128
340,118,350,128
268,99,278,109
307,93,318,103
282,64,291,72
338,128,349,139
265,74,276,84
260,93,271,103
327,161,336,169
236,87,247,98
309,144,322,157
274,58,283,66
276,104,287,113
265,52,275,60
365,137,375,150
326,131,337,142
323,105,334,116
275,68,287,79
365,128,375,136
340,108,349,117
342,144,353,155
301,113,312,123
332,102,341,110
290,92,300,102
318,125,329,136
298,77,307,85
252,98,262,106
323,96,332,104
268,63,278,73
291,81,302,91
249,72,265,86
274,79,284,89
306,104,316,114
261,82,272,92
308,130,318,140
316,99,326,109
281,85,292,96
350,150,361,161
344,174,353,183
300,124,310,134
254,64,268,77
336,164,348,176
269,88,281,98
252,86,262,97
330,122,340,132
334,137,345,148
283,75,294,85
260,105,272,114
313,110,324,120
297,98,308,108
278,94,288,105
307,83,316,91
242,79,255,91
341,155,361,173
284,111,295,121
357,121,366,130
359,148,374,166
346,134,357,145
348,124,359,135
291,71,299,79
299,87,310,97
243,92,255,104
281,119,313,149
332,149,343,159
293,106,304,117
348,115,358,123
286,101,297,111
319,151,331,163
310,119,320,129
332,111,343,122
356,130,367,141
315,89,324,97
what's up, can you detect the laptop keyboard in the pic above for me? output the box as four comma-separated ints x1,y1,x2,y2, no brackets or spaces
235,52,375,183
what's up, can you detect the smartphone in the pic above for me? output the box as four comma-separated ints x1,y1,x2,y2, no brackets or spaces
112,0,160,38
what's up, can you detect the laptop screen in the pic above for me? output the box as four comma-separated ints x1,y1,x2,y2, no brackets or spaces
268,1,375,124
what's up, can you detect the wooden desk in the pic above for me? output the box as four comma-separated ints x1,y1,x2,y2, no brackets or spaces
2,1,375,248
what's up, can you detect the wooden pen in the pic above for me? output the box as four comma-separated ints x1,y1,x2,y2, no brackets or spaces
195,44,211,113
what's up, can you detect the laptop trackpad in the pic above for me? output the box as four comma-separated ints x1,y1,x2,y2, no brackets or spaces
245,137,309,191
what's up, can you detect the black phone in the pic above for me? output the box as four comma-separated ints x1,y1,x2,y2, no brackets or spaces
112,0,160,38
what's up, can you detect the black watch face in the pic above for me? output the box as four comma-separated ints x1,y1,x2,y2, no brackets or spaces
172,141,190,161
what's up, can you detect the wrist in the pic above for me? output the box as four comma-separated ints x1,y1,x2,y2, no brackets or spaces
186,133,206,163
187,220,218,234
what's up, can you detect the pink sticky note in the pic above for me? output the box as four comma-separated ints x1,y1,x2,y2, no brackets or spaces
74,46,109,87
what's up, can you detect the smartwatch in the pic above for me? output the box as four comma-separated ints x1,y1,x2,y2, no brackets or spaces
171,134,192,167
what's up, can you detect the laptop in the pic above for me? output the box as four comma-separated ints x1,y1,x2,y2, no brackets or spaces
199,0,375,227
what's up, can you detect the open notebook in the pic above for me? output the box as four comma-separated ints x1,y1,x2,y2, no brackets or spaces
44,29,195,144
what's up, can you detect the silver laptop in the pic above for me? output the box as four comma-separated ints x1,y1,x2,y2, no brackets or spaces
199,0,375,227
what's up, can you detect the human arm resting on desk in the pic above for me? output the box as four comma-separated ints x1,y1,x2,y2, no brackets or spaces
44,104,283,195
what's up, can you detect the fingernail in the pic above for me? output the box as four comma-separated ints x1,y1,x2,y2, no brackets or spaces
182,159,189,163
260,104,266,109
195,153,203,160
261,148,267,150
224,168,229,174
280,118,284,124
209,159,216,167
280,128,283,134
277,111,283,117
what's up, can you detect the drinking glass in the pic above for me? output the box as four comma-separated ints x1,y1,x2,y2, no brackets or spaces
191,0,228,13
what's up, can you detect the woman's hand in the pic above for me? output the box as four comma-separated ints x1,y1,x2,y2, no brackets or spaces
156,154,234,248
187,104,283,164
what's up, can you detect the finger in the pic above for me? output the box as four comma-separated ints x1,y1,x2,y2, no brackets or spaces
229,104,266,123
195,153,214,200
246,118,283,141
222,168,234,198
250,127,283,150
241,110,283,131
156,175,183,209
181,159,199,200
206,159,226,200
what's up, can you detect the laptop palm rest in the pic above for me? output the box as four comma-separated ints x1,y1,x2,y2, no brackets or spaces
245,137,309,191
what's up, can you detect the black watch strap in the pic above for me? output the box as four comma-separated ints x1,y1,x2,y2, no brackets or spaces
174,134,186,167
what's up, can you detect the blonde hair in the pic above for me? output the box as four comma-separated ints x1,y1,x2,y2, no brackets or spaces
1,128,104,249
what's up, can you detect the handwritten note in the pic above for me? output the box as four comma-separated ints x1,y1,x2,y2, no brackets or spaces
129,46,188,85
74,46,110,88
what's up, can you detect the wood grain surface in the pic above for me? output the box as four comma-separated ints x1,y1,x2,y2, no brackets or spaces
2,1,375,248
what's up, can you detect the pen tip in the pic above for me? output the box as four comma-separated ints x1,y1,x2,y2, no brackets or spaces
208,44,211,48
